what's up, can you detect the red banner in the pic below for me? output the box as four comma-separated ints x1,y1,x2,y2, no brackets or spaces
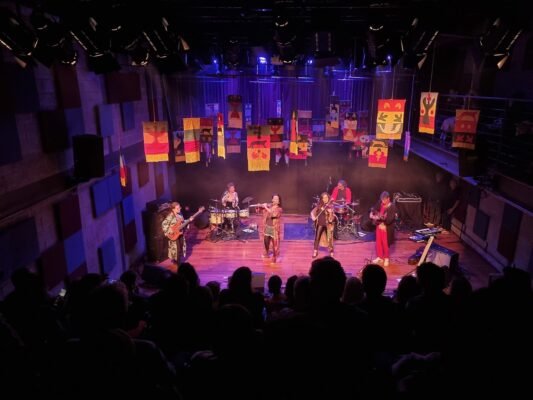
143,121,169,162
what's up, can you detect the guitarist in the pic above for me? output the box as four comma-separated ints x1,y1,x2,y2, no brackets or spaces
162,202,194,265
369,191,397,267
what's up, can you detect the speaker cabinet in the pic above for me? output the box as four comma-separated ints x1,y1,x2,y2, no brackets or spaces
73,135,104,179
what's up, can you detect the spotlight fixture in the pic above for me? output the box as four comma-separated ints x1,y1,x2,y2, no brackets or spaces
0,8,39,59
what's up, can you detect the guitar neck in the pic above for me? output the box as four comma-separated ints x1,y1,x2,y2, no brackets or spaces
178,209,203,230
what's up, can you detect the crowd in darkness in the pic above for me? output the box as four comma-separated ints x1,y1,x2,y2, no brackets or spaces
1,257,531,399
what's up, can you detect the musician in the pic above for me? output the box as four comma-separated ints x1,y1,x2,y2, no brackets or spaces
221,182,239,231
262,194,283,262
221,182,239,208
370,191,397,267
310,192,336,258
331,179,352,204
162,202,193,264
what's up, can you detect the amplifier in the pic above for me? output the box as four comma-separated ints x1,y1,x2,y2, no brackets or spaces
394,192,422,203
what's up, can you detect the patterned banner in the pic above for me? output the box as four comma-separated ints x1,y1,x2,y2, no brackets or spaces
452,109,479,150
376,99,406,140
419,92,438,134
329,100,340,129
295,110,312,159
205,103,219,117
226,130,241,153
143,121,169,162
368,140,388,168
339,100,351,131
267,117,284,149
244,103,252,128
183,118,200,163
247,125,270,171
200,117,213,165
217,113,225,159
404,131,411,161
119,152,127,187
343,112,358,141
289,110,298,155
174,131,185,163
228,95,242,129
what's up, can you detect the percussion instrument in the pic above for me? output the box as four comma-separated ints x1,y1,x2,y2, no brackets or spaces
209,212,224,225
239,208,249,218
224,209,237,219
334,204,347,214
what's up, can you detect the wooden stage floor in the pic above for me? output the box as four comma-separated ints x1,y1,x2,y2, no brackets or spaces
155,214,497,293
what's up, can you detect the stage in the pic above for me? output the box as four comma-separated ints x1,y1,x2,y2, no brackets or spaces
149,214,497,293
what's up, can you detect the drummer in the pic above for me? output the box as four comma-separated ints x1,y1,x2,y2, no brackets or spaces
221,182,239,231
331,179,352,205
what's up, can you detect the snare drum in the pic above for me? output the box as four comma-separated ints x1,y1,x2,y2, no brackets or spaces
239,208,249,218
209,212,223,225
334,205,347,214
224,209,237,219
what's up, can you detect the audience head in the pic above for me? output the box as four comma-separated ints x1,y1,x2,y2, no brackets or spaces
309,256,346,306
362,263,387,297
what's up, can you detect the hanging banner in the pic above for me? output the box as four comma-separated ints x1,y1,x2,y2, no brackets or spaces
183,118,200,163
247,125,270,171
205,103,219,117
329,100,340,129
452,109,479,150
295,110,312,159
339,100,351,132
404,131,411,161
419,92,438,134
174,131,185,162
244,103,252,128
289,110,299,155
216,113,225,159
200,117,213,165
267,118,284,149
376,99,406,140
227,95,242,129
226,130,241,153
143,121,169,162
119,152,127,187
368,140,388,168
343,112,358,141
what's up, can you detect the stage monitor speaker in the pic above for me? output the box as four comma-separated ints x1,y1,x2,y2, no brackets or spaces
73,135,104,179
425,243,459,271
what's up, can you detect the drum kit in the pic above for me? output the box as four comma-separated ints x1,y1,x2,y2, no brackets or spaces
312,196,363,237
206,196,254,241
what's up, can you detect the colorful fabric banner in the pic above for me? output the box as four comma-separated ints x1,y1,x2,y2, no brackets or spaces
289,110,298,155
174,131,185,162
183,118,200,163
404,131,411,161
244,103,252,128
419,92,438,134
119,152,127,187
247,125,270,171
376,99,406,140
226,130,241,153
339,100,351,132
200,117,213,165
329,101,340,129
368,140,388,168
293,110,312,159
217,113,225,159
343,112,358,141
267,118,284,149
228,95,242,129
452,109,479,150
143,121,169,162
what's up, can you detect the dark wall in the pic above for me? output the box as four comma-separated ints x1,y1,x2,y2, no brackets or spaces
172,143,432,214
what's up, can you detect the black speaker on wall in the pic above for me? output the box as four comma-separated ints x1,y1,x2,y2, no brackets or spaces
73,135,104,180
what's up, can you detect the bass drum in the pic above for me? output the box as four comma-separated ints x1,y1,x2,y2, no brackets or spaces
193,210,210,230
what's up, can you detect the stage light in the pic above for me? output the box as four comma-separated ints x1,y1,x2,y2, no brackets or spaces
0,8,39,59
130,45,149,66
480,17,523,70
258,56,267,64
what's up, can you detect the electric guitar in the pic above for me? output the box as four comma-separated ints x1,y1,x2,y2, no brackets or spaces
165,207,205,240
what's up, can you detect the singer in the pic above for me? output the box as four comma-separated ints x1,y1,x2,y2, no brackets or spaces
310,192,336,258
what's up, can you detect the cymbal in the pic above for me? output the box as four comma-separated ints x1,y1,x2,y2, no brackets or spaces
242,196,254,203
210,199,220,203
